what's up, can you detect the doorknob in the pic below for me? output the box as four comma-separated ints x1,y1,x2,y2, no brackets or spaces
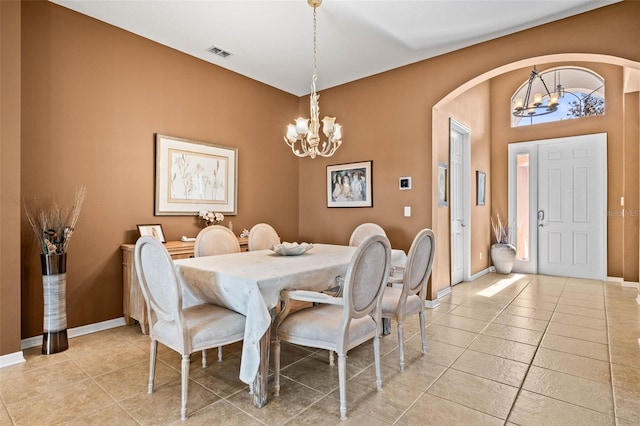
538,210,545,221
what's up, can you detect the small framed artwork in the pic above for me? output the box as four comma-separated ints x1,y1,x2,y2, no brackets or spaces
437,163,448,207
137,224,166,243
155,134,237,216
327,161,373,208
476,171,486,206
399,177,412,190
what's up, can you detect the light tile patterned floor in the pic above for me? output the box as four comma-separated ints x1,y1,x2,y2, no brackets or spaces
1,274,639,425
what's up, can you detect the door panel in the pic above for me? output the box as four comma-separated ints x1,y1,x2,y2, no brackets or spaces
537,134,606,279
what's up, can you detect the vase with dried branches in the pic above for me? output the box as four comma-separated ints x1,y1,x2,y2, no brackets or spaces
24,185,87,354
490,215,516,274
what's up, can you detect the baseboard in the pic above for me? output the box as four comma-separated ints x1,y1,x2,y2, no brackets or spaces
607,276,623,282
437,286,452,299
20,317,127,350
621,281,639,289
636,295,640,306
424,299,440,309
0,351,26,369
470,267,492,281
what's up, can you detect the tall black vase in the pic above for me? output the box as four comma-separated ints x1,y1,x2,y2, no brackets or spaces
40,253,69,354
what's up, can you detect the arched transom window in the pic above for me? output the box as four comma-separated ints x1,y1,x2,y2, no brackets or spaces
511,66,605,127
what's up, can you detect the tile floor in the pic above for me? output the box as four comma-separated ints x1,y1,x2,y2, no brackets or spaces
1,273,639,425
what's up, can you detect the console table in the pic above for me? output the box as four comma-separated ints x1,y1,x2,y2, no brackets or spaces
120,238,248,334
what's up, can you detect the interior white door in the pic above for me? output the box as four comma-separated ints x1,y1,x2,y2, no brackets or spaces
450,119,470,285
537,134,607,279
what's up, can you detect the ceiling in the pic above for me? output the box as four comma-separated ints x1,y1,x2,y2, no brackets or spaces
50,0,621,97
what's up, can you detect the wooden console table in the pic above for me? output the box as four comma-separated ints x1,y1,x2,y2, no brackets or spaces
121,238,248,333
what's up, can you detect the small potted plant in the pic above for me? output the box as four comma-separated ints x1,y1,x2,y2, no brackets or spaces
491,215,516,274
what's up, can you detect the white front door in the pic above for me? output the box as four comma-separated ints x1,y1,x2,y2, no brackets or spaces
509,133,607,280
537,134,607,279
450,119,470,285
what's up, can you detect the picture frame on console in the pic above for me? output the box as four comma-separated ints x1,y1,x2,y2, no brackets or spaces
327,161,373,208
137,224,166,243
155,134,237,215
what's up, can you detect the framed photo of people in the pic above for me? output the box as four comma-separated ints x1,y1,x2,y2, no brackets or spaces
327,161,373,208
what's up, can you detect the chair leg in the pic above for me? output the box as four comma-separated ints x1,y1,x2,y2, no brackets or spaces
202,349,207,368
397,320,405,372
338,353,347,420
419,310,427,354
181,354,190,421
273,338,281,396
373,335,382,390
218,346,223,362
148,339,157,394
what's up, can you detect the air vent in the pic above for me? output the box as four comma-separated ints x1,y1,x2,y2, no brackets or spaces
208,46,232,58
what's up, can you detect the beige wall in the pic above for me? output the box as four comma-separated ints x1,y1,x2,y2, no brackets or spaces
18,0,300,339
432,82,493,289
1,0,22,355
1,0,639,355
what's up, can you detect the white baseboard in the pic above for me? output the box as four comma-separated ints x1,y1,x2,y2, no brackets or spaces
437,286,452,299
0,351,26,369
20,317,127,350
621,281,639,289
470,267,493,281
607,276,623,282
636,295,640,305
425,286,452,309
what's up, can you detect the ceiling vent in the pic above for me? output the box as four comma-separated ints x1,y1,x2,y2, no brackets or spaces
208,46,232,58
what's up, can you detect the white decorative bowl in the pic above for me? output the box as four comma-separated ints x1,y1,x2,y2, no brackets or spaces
270,242,313,256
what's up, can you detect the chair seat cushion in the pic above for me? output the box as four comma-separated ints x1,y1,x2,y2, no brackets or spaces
381,286,423,318
278,304,377,351
153,303,246,353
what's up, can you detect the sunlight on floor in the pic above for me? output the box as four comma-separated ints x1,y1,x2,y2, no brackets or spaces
476,274,524,297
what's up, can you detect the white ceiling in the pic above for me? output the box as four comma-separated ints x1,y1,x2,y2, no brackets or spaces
50,0,621,96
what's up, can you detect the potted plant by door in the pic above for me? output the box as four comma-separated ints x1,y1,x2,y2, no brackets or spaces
491,215,516,274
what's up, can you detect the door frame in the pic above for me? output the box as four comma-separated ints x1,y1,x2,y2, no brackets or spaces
508,133,607,279
449,118,471,283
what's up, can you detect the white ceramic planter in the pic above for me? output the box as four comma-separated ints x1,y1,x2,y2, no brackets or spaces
491,243,516,274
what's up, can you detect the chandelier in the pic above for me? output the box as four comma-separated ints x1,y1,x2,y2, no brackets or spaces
512,66,560,117
284,0,342,159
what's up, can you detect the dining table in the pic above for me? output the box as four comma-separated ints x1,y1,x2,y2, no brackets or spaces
173,243,407,408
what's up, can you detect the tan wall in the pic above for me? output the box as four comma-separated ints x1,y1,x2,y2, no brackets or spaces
2,0,639,353
299,1,640,295
432,82,493,288
625,92,640,282
18,1,300,339
1,0,22,355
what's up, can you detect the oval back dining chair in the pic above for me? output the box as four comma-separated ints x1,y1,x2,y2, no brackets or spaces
134,236,246,420
348,222,386,246
273,234,392,420
381,228,435,371
194,225,241,257
248,223,281,251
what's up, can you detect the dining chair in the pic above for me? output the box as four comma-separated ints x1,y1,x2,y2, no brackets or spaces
193,225,241,362
348,222,386,246
194,225,241,257
248,223,281,251
134,236,246,421
381,228,435,372
273,234,392,420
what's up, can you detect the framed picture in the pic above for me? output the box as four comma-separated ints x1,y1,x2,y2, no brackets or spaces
437,163,448,207
155,134,237,216
327,161,373,208
137,224,166,243
399,177,412,190
476,170,486,206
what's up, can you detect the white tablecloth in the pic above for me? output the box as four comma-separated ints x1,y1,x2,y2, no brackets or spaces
174,243,406,384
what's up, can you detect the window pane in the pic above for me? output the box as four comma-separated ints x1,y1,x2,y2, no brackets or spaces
516,154,530,261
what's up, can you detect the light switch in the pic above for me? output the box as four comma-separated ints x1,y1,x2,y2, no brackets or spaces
404,206,411,217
